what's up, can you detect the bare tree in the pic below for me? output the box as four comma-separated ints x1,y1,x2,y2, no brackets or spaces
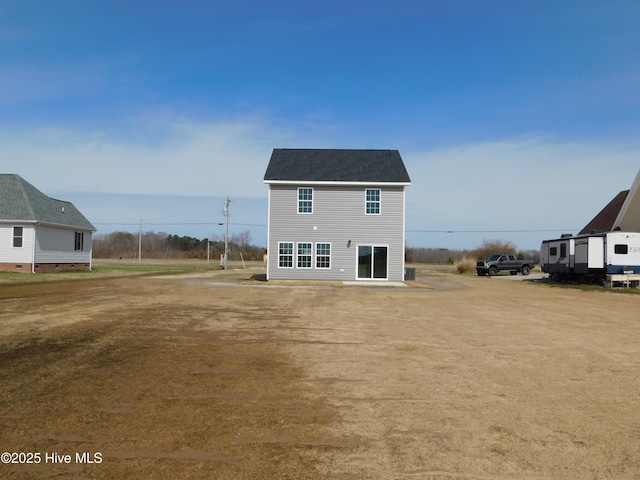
232,229,252,252
472,239,518,260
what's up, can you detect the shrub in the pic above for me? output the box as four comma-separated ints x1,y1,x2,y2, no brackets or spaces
453,256,477,274
472,239,517,260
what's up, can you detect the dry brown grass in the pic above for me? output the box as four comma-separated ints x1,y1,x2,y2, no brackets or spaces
2,268,640,479
452,256,477,274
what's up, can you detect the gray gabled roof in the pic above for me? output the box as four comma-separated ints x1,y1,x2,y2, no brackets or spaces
264,149,411,184
0,174,95,231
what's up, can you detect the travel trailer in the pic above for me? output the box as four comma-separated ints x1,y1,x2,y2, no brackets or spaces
540,231,640,284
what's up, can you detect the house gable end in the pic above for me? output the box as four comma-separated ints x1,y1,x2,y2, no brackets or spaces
579,190,629,234
613,169,640,232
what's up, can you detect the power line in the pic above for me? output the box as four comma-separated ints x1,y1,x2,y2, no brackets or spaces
93,222,267,227
407,229,579,234
93,223,568,232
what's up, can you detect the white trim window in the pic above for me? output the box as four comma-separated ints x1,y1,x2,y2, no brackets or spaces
365,188,381,215
298,187,313,213
278,242,294,268
297,242,312,268
12,226,23,248
316,243,331,269
75,232,84,251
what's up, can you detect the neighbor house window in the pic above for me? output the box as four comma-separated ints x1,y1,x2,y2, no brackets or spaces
298,187,313,213
75,232,84,251
12,226,23,248
297,242,312,268
278,242,293,268
365,189,381,214
316,243,331,269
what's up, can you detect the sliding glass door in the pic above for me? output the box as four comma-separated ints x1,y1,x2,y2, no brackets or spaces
357,245,388,279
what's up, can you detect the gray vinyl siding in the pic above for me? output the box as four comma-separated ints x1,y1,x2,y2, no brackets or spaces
34,225,92,264
267,185,406,281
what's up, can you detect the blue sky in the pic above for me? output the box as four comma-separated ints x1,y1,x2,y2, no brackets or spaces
2,1,639,250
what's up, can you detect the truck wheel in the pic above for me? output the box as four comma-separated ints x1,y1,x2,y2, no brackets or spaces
521,265,530,276
488,266,498,276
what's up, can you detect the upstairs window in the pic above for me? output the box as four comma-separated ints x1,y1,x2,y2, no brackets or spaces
298,188,313,213
75,232,84,251
13,226,23,248
365,189,380,214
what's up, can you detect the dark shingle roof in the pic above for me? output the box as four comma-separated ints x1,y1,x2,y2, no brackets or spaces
264,149,411,183
0,174,95,231
579,190,628,234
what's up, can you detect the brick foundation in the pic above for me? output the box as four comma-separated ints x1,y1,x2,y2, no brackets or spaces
0,263,33,273
0,263,91,273
35,263,91,273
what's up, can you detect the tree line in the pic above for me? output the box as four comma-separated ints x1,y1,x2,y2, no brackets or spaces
92,229,265,261
405,239,540,264
93,232,540,264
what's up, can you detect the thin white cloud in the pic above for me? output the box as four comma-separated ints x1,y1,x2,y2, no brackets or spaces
404,136,640,233
0,118,292,198
3,121,639,250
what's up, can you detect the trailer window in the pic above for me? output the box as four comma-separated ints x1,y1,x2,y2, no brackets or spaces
549,247,557,256
614,244,628,254
560,243,567,258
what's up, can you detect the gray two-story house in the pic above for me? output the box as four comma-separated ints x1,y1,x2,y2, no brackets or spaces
263,149,411,281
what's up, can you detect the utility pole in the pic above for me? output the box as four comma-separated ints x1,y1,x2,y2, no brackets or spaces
211,223,223,266
223,197,230,270
138,219,142,264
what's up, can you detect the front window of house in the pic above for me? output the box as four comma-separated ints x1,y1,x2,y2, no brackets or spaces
365,189,381,214
298,188,313,213
297,243,312,268
278,242,293,268
316,243,331,268
13,226,23,248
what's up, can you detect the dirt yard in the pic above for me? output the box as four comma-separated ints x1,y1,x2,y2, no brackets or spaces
1,266,639,479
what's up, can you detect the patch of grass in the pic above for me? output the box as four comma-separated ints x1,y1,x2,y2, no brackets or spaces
0,262,220,286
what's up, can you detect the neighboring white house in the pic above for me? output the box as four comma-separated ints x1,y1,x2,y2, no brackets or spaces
263,149,411,281
0,174,96,273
